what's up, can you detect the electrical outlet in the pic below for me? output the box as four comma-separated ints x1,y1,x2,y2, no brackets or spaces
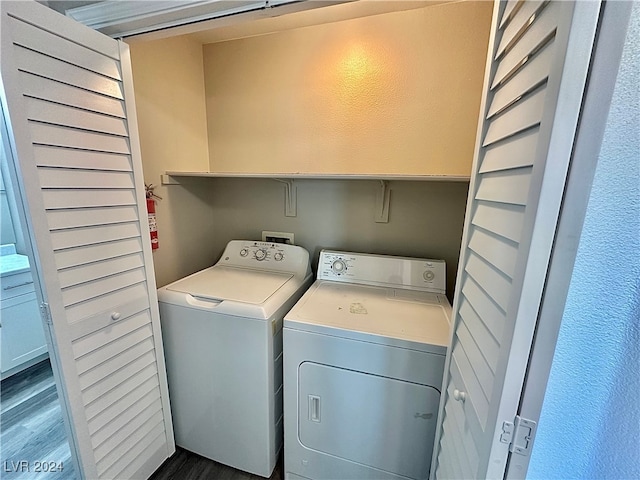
262,231,294,245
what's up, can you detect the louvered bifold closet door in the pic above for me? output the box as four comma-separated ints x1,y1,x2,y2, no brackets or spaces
0,2,174,479
432,1,600,479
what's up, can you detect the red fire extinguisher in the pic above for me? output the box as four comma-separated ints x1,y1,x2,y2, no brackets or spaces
145,184,160,250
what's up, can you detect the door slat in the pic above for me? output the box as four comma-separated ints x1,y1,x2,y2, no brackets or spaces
479,127,539,174
27,98,128,137
483,86,546,147
58,252,144,289
20,72,126,119
81,351,157,405
84,365,158,421
63,268,146,309
456,321,495,399
488,38,554,118
475,167,533,206
50,222,140,251
461,276,506,343
38,168,134,190
78,336,155,390
459,301,500,373
47,206,139,231
92,390,161,454
43,189,137,210
471,202,525,243
496,1,546,59
87,376,159,436
9,16,122,80
54,237,142,271
15,46,124,99
468,226,519,279
491,1,560,89
465,252,511,312
499,1,522,29
30,122,131,154
34,145,131,171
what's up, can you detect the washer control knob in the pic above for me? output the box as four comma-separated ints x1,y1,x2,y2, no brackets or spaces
332,259,346,273
255,249,267,261
240,248,249,257
274,252,284,261
423,270,435,282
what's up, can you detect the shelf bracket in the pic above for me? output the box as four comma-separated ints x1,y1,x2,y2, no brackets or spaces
375,180,390,223
274,179,297,217
161,174,180,185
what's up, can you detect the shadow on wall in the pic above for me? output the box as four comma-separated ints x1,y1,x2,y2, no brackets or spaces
152,178,218,288
183,178,470,301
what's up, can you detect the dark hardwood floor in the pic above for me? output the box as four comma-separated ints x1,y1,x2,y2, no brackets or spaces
0,360,75,480
150,448,283,480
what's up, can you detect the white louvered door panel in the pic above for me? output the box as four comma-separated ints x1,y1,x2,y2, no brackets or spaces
431,1,601,479
0,2,174,479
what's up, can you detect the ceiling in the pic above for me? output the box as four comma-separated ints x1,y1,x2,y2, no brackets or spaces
42,0,454,45
187,1,451,45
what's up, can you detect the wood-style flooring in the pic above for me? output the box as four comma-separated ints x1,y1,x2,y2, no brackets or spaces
150,447,283,480
0,360,75,480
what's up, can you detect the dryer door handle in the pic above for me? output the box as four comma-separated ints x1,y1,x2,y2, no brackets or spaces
308,395,321,423
186,295,223,309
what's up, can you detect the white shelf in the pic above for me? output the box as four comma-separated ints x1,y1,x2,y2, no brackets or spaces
161,171,470,224
162,171,471,183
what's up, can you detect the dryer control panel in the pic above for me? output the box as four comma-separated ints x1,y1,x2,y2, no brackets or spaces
318,250,446,294
218,240,311,277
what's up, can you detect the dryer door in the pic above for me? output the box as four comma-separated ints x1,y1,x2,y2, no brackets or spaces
299,362,440,480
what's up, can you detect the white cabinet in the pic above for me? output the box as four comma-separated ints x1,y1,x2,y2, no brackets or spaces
0,270,48,377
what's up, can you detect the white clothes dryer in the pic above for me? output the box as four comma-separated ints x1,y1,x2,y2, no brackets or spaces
157,240,312,477
283,250,452,480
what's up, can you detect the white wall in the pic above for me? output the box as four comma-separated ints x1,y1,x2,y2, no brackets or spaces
128,36,218,287
528,3,640,477
202,1,491,176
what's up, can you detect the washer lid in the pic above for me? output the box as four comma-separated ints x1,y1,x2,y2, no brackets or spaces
167,265,293,304
285,281,451,350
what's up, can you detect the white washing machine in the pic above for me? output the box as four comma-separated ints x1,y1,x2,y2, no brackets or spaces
157,240,312,477
283,250,452,480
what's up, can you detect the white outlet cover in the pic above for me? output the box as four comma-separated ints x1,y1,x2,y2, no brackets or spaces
262,231,294,244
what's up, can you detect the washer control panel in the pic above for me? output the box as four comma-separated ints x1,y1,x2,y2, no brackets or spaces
219,240,311,277
318,250,446,294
